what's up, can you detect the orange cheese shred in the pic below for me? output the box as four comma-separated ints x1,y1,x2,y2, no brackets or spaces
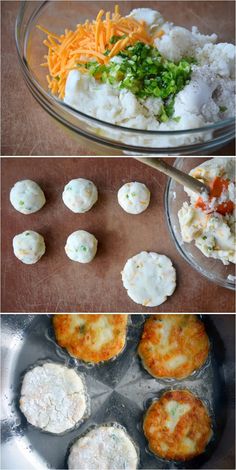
37,4,154,98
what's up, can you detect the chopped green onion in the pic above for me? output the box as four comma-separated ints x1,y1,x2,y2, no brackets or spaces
110,34,127,44
219,105,227,112
82,42,194,121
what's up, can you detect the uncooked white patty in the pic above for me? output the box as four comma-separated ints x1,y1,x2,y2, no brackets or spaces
65,230,98,263
68,425,138,470
10,179,46,214
121,251,176,307
118,182,150,214
20,363,87,434
13,230,46,264
62,178,98,213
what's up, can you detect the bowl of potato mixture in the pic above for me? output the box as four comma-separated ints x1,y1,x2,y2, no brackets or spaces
165,157,235,290
15,1,235,155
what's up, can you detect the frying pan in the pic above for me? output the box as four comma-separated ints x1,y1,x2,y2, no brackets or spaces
1,314,235,469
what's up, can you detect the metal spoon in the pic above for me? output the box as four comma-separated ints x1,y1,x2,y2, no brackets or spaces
136,157,210,195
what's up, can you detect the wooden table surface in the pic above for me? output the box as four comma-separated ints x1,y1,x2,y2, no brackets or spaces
1,157,235,313
1,0,235,156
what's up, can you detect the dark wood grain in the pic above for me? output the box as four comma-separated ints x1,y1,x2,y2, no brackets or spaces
1,157,235,313
1,0,235,156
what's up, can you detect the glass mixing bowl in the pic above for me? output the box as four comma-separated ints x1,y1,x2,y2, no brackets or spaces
15,1,235,155
165,158,235,290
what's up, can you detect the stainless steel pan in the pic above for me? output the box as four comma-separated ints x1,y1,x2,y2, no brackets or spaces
1,314,235,469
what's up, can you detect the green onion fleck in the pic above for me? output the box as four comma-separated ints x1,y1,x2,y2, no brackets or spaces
110,34,127,44
219,106,227,113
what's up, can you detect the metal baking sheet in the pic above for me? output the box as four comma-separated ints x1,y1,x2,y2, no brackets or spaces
1,314,235,469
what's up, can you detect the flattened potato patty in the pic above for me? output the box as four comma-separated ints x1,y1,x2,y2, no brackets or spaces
68,425,138,470
53,314,128,363
138,314,209,379
19,363,87,434
144,389,212,461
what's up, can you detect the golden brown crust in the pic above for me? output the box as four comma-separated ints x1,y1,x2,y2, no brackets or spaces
138,314,209,379
143,389,212,461
53,314,128,363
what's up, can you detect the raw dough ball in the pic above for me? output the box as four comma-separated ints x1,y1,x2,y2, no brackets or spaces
13,230,46,264
68,424,138,470
121,251,176,307
62,178,98,213
65,230,97,263
10,179,46,214
118,182,150,214
20,362,88,434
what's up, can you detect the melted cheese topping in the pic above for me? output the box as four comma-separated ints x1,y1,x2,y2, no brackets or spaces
143,390,212,461
53,314,128,363
138,314,209,379
165,401,191,432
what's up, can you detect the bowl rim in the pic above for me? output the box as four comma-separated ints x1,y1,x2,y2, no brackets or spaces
164,158,236,291
15,0,235,137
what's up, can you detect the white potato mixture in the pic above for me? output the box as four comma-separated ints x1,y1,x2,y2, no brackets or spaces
118,182,150,214
62,178,98,213
64,7,235,142
68,424,138,470
13,230,46,264
65,230,98,263
10,179,46,214
121,251,176,307
20,363,87,433
178,158,235,265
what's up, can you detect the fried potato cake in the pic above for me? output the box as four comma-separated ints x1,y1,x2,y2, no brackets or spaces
53,314,128,363
138,314,209,379
143,389,212,461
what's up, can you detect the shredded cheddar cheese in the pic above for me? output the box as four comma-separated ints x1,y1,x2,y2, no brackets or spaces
38,5,152,99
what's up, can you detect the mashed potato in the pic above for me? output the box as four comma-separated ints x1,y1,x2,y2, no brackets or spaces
121,251,176,307
65,230,98,263
10,180,45,215
62,178,98,213
13,230,46,264
64,7,235,143
178,158,235,265
118,182,150,214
